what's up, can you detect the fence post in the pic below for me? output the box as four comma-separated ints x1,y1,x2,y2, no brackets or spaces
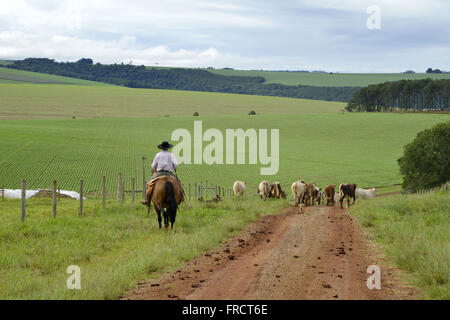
21,180,26,221
194,183,197,200
198,185,201,200
215,185,218,197
132,178,135,203
52,180,57,218
79,179,84,216
142,156,147,201
121,180,125,203
102,176,106,209
200,182,203,199
218,186,221,198
188,183,191,201
118,173,123,202
205,181,208,199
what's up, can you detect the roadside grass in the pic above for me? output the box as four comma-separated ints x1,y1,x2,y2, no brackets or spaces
351,189,450,299
0,195,288,299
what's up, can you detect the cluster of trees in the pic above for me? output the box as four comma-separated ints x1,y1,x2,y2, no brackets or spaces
7,58,358,102
426,68,449,74
346,79,450,112
398,122,449,192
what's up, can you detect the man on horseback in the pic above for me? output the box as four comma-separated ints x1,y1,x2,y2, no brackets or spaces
150,141,178,180
142,141,185,207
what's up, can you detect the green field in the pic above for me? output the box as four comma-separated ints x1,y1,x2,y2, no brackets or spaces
0,67,110,86
0,196,286,299
0,93,448,194
352,189,450,299
208,69,450,87
0,83,342,119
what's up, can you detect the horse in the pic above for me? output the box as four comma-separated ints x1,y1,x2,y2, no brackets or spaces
142,175,184,229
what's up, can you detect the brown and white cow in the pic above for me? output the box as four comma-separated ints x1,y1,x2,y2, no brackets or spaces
323,184,336,206
338,183,357,208
257,180,271,200
304,183,316,206
269,182,283,199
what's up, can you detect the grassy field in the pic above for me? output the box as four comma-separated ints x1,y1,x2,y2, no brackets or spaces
0,82,342,119
0,67,110,86
208,69,450,87
351,189,450,299
1,113,448,195
0,196,287,299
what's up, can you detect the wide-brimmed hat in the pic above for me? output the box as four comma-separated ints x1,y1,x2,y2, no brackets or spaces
157,141,173,150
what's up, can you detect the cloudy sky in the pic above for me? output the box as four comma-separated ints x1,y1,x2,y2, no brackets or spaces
0,0,449,72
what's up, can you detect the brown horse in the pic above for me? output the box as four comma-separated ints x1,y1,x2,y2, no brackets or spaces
142,175,184,229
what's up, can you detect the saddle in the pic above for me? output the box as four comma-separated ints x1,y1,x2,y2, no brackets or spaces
144,175,185,205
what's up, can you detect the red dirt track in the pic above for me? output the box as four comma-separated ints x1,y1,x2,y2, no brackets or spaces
122,205,417,300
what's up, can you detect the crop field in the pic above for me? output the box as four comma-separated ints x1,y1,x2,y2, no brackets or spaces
0,82,342,120
0,100,448,194
208,69,450,87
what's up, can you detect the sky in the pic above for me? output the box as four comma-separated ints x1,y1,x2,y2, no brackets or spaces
0,0,449,72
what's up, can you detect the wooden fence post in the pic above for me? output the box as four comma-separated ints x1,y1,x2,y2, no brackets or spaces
21,180,26,221
118,173,123,202
121,180,125,202
200,182,203,199
79,179,84,216
198,185,201,200
52,180,57,218
188,183,191,201
102,176,106,209
131,178,135,203
194,183,197,200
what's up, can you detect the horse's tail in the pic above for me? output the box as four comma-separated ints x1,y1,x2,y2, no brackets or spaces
165,181,178,222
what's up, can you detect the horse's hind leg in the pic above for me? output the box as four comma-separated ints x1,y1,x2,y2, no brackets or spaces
163,208,169,229
155,207,162,229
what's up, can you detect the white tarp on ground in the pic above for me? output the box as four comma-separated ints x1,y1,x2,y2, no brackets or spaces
1,189,85,200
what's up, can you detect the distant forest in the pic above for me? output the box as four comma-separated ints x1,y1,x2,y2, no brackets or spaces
346,79,450,112
7,58,358,102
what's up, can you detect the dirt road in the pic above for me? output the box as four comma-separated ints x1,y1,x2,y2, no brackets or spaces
122,205,417,300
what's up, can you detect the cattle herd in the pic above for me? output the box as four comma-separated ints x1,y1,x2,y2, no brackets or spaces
233,180,378,209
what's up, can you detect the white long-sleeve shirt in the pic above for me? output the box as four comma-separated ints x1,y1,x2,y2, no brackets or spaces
151,150,178,172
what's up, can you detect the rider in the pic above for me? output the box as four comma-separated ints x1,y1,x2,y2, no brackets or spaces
150,141,178,180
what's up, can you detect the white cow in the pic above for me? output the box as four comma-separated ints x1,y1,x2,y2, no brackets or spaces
356,188,378,199
233,181,246,197
291,180,306,206
258,181,271,200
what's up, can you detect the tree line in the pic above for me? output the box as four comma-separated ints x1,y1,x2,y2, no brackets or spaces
346,78,450,112
7,58,358,102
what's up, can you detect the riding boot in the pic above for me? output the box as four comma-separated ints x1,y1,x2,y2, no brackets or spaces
141,184,155,206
